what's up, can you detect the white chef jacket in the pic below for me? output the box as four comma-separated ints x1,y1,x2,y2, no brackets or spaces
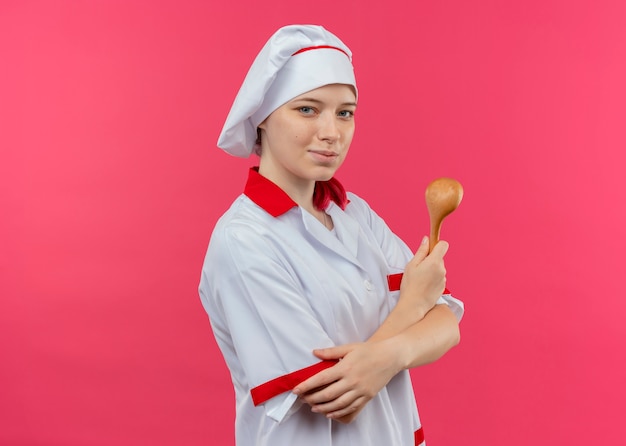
199,168,464,446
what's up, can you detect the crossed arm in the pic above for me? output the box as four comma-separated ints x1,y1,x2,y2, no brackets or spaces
292,238,461,423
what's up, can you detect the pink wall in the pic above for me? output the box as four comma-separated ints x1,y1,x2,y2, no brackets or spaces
2,1,625,444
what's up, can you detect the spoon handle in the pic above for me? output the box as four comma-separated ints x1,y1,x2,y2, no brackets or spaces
429,217,443,254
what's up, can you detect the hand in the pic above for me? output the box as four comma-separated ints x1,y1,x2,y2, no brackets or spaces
399,237,448,317
293,341,401,423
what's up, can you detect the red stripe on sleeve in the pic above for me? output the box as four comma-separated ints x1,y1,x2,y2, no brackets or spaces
414,427,425,444
387,273,450,295
250,360,338,406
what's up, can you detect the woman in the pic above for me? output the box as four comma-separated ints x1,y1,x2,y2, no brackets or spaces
199,24,464,446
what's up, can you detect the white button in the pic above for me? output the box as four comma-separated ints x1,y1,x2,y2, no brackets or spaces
364,280,372,291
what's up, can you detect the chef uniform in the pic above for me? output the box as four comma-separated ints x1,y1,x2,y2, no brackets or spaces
199,25,464,446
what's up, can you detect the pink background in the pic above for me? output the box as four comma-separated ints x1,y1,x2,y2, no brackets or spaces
2,0,625,444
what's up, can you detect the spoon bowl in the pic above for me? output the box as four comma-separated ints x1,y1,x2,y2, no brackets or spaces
425,177,464,253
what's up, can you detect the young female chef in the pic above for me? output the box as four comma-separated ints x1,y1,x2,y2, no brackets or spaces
199,24,464,446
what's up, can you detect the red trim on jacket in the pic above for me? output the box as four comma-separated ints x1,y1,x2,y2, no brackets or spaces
387,273,450,295
250,360,425,444
387,273,403,292
243,167,348,216
415,427,425,444
250,360,338,406
243,167,297,217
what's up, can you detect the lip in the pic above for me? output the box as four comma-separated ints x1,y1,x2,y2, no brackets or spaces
308,149,339,164
308,149,339,157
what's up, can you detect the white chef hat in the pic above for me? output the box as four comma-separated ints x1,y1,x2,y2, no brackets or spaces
217,24,357,158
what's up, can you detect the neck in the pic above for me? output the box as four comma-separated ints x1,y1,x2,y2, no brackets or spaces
258,164,317,213
256,164,332,228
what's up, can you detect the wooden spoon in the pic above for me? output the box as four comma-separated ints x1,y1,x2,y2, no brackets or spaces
425,177,464,253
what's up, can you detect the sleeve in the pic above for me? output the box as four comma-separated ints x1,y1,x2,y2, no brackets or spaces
346,193,465,321
435,294,464,321
199,221,336,422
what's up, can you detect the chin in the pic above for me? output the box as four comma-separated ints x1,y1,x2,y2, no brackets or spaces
312,169,338,182
311,162,342,180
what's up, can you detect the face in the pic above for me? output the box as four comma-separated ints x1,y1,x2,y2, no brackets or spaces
257,83,357,193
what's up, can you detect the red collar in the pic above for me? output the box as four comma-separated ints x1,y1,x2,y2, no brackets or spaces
243,168,298,217
243,167,348,217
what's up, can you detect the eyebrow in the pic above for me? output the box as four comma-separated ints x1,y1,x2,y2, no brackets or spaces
292,98,357,107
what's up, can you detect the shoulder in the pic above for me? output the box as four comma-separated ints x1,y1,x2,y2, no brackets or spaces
344,191,381,226
344,191,412,262
210,195,278,250
207,195,302,271
343,191,392,239
345,191,373,214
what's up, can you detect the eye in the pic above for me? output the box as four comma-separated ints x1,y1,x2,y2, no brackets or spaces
338,110,355,119
298,106,315,115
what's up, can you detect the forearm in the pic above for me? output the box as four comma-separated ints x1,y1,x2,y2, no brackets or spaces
380,304,460,371
300,304,460,424
371,240,450,342
368,296,431,343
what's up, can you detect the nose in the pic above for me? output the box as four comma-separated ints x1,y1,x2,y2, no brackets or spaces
317,112,340,144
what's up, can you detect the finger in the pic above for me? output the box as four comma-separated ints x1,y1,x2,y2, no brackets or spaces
313,344,358,360
410,236,430,266
334,406,364,424
293,368,340,396
430,239,449,258
325,396,368,419
310,390,359,414
326,398,367,420
301,380,348,405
